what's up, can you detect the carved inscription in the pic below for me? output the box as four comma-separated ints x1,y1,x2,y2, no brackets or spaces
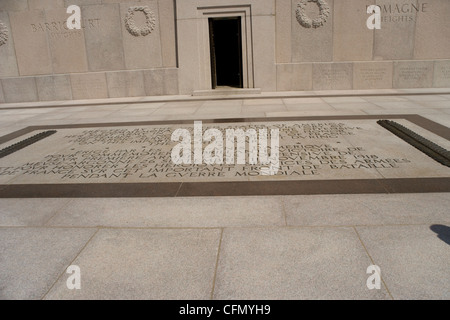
360,68,388,82
0,20,8,46
0,122,418,183
30,18,100,39
398,66,429,81
367,2,429,23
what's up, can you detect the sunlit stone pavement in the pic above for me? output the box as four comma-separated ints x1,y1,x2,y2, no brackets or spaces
0,89,449,300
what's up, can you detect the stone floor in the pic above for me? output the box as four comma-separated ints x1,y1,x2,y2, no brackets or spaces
0,88,449,300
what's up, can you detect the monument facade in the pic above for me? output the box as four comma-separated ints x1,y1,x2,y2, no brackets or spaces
0,0,449,103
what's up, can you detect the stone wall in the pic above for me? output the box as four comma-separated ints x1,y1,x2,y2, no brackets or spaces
276,0,450,91
0,0,178,102
0,0,449,103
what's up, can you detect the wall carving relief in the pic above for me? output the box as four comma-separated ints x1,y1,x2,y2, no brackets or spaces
296,0,330,29
0,20,8,46
124,6,156,37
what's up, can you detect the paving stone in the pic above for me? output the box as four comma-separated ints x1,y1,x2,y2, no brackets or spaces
44,228,221,299
213,227,391,299
0,227,96,300
356,224,450,299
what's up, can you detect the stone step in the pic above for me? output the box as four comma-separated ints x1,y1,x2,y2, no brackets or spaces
192,87,262,96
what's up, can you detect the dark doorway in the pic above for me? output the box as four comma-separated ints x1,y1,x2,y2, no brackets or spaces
209,17,243,89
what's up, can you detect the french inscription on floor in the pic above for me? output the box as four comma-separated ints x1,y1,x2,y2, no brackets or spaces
0,120,448,184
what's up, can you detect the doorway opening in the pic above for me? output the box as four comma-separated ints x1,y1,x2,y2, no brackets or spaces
209,17,243,89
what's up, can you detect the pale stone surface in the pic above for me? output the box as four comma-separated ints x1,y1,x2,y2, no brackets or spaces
333,0,373,61
414,0,450,60
250,15,277,91
0,199,71,226
64,0,101,6
48,196,285,228
1,77,38,103
342,119,448,179
356,225,450,299
176,18,199,94
120,1,163,70
276,63,313,91
44,229,221,299
106,70,146,98
28,0,65,10
1,119,449,185
353,61,393,90
36,75,73,101
291,0,334,62
0,227,95,299
143,68,179,96
313,63,353,90
284,193,450,227
433,60,450,88
82,4,125,71
393,60,434,88
275,0,292,63
373,0,418,60
44,8,89,74
8,10,53,76
0,0,28,11
0,81,4,103
0,12,19,77
70,72,108,99
213,227,390,299
156,0,177,68
176,0,274,19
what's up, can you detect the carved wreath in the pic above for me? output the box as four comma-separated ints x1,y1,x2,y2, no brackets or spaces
296,0,330,29
0,21,8,46
124,6,156,37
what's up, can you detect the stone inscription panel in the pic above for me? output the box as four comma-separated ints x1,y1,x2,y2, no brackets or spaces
394,61,433,88
353,62,393,89
0,120,449,185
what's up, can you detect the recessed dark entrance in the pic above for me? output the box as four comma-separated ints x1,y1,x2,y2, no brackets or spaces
209,17,243,89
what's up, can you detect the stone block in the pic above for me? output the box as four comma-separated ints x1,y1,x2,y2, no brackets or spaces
106,70,146,98
64,0,101,5
70,72,108,99
1,77,38,103
143,68,179,96
8,10,53,76
433,60,450,88
0,81,4,103
44,229,221,299
357,225,450,299
333,0,373,61
36,75,73,101
414,0,450,59
176,0,274,19
120,1,163,70
291,0,334,62
276,63,312,91
0,0,28,11
0,228,95,299
28,0,65,10
373,0,418,60
0,12,19,77
312,62,353,90
252,15,277,91
81,4,125,71
393,60,434,88
353,61,393,89
213,227,390,299
275,0,292,63
157,0,177,67
44,8,89,74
